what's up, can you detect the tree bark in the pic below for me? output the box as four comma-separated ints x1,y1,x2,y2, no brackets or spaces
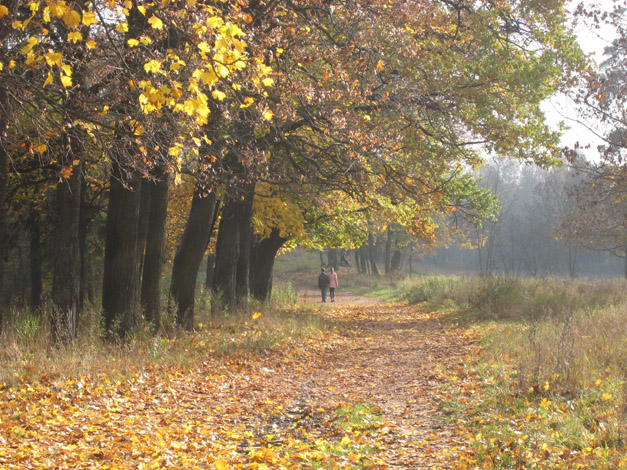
359,245,369,274
391,249,402,272
102,166,142,339
205,253,216,288
28,206,43,312
136,178,151,282
212,196,244,306
169,188,217,329
250,229,288,301
0,87,9,328
327,248,338,271
368,232,380,276
141,171,169,330
235,190,254,302
51,132,83,343
354,250,361,273
78,180,89,311
384,227,392,274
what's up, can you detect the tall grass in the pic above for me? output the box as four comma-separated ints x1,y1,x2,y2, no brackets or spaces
403,274,627,396
405,275,627,466
0,284,330,389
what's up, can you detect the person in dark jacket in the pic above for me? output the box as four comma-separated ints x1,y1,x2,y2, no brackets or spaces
317,268,330,302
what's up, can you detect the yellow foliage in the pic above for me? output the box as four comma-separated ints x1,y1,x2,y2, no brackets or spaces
82,11,97,25
62,9,80,28
148,15,163,29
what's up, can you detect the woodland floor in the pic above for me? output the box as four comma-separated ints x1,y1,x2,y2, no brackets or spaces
1,289,478,469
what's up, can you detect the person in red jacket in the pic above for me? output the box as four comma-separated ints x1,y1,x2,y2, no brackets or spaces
328,267,338,302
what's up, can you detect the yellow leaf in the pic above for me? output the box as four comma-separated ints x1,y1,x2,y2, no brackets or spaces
137,5,146,15
144,60,163,74
127,38,139,47
595,379,602,387
0,5,9,18
252,312,261,320
44,52,63,67
206,16,223,28
148,15,163,29
544,380,550,391
341,436,351,446
20,37,39,55
263,110,273,121
63,9,81,28
376,59,385,71
197,41,211,54
60,74,72,88
68,31,82,43
85,40,97,49
211,90,226,101
215,459,228,470
116,22,128,33
82,11,97,26
49,1,69,18
262,77,274,87
240,97,254,108
602,393,612,401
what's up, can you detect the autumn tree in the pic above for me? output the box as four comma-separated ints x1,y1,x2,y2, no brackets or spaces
569,2,627,277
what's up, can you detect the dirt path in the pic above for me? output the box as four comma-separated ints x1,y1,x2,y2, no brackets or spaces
240,289,476,468
1,292,475,469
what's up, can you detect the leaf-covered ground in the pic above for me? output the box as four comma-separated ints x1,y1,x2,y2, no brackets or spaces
0,292,477,469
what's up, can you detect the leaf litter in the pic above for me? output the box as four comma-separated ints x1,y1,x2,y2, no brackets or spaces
0,293,477,469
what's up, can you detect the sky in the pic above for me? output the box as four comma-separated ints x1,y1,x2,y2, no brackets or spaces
542,0,621,159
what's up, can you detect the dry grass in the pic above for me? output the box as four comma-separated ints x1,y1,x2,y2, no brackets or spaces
0,287,331,389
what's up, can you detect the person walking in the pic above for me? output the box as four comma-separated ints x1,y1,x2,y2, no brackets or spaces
328,267,338,302
317,267,330,302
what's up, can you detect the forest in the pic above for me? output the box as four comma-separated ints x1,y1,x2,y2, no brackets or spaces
1,1,627,468
0,0,625,339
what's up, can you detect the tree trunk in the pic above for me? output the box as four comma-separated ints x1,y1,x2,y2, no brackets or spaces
0,87,9,328
212,196,244,306
28,206,43,312
141,172,169,330
78,180,89,311
51,132,83,343
327,248,338,271
136,178,151,282
359,245,369,274
384,227,392,274
169,188,217,329
204,203,220,289
250,229,288,301
205,253,216,288
235,190,254,302
368,232,380,276
391,249,402,272
354,250,361,273
102,167,142,339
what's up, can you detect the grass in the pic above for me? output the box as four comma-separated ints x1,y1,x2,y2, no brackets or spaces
403,274,627,468
0,286,331,389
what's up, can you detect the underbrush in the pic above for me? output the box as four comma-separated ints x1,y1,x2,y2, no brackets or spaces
0,285,330,389
410,275,627,468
